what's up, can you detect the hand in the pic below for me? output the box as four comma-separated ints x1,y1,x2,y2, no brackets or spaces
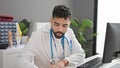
49,61,65,68
49,59,69,68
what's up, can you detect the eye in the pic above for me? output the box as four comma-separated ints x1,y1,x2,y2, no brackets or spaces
63,24,68,28
54,22,59,26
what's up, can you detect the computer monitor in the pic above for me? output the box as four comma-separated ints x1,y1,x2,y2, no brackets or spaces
102,23,120,63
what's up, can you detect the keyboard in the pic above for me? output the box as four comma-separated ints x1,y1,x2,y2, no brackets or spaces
77,57,103,68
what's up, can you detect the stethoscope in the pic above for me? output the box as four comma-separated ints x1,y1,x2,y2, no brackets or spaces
49,29,72,64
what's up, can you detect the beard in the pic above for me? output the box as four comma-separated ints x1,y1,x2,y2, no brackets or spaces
53,31,65,39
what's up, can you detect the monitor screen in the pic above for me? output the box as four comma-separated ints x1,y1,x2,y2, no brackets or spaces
102,23,120,63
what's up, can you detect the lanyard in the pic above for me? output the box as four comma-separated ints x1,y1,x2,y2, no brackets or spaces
50,29,72,60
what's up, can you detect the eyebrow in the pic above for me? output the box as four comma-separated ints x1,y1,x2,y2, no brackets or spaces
63,24,68,26
54,22,68,26
54,22,59,24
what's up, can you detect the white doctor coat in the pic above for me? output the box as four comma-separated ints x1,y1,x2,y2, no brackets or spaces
16,24,85,68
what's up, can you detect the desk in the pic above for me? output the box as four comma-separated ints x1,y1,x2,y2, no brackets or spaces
100,58,120,68
81,54,120,68
0,45,24,68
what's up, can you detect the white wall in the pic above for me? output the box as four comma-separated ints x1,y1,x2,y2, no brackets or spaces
0,0,95,23
97,0,120,55
0,0,73,22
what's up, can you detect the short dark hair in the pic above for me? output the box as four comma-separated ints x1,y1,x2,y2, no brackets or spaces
52,5,71,20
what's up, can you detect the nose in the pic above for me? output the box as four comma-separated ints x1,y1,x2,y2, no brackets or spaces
57,25,63,32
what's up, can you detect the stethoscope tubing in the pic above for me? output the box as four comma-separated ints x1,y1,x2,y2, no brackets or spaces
49,29,72,59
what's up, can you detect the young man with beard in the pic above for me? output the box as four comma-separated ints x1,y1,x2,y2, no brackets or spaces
16,5,85,68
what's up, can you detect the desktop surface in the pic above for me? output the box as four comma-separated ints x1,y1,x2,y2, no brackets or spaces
100,58,120,68
108,63,120,68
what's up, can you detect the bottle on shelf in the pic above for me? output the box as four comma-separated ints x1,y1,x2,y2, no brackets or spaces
16,23,21,46
8,30,13,47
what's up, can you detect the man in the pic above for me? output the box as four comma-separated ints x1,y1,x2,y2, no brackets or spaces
16,5,85,68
